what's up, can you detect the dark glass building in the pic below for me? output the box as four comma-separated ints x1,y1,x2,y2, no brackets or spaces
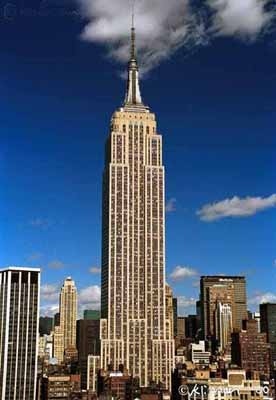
0,267,40,399
39,316,54,336
76,319,100,389
260,303,276,368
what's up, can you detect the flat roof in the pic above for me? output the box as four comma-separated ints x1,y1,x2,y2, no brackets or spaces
0,266,41,273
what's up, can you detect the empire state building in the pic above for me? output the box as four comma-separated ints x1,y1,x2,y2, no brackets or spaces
100,23,175,390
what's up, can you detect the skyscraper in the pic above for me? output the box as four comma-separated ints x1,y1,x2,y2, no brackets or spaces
216,302,232,354
77,319,100,389
260,303,276,368
100,22,174,390
54,277,77,362
200,276,247,340
232,319,271,378
0,267,40,399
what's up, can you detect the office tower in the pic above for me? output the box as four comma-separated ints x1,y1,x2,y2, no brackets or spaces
77,319,100,389
260,303,276,368
84,310,100,320
100,22,174,390
216,303,232,353
60,277,77,352
173,298,178,337
0,267,40,399
87,355,101,392
39,316,54,335
53,326,64,363
177,317,186,338
232,319,271,378
200,276,247,339
54,312,60,327
165,284,175,339
185,315,200,339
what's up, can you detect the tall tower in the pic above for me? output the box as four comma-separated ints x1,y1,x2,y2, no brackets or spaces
200,276,247,340
59,277,77,353
0,267,40,400
100,21,174,390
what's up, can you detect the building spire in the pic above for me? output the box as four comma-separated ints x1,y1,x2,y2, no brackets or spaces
123,3,146,111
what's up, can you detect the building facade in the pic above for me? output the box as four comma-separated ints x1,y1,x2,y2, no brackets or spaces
232,319,271,378
77,319,100,389
0,267,40,400
260,303,276,368
60,277,77,351
200,276,247,340
100,24,174,390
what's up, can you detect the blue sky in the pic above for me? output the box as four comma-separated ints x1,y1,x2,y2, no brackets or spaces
1,0,276,317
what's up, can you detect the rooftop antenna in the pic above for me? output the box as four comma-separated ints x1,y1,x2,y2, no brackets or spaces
131,0,136,60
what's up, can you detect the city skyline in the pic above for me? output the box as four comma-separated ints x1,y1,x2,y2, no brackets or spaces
1,1,276,319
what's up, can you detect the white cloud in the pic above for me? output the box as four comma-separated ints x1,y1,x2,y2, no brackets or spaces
48,260,65,269
170,266,198,281
41,284,60,302
29,218,52,228
78,0,205,74
166,198,177,213
208,0,273,39
197,194,276,222
40,304,59,317
249,292,276,305
178,296,197,308
78,285,101,312
273,259,276,267
27,252,43,262
89,266,101,274
77,0,275,74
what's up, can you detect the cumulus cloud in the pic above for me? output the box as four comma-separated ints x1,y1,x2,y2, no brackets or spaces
40,304,59,317
249,291,276,305
177,296,197,316
208,0,274,39
41,284,60,302
166,198,177,213
27,252,43,262
78,285,101,312
89,266,101,274
29,218,52,228
197,194,276,222
48,260,65,269
78,0,275,74
170,266,198,281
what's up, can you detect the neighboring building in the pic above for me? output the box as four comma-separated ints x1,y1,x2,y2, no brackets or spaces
98,370,132,400
260,303,276,369
0,267,40,400
59,277,77,357
173,298,178,337
87,355,100,392
177,317,186,337
232,319,271,378
39,334,54,359
77,319,100,389
190,341,211,364
216,302,232,354
53,325,64,363
200,276,247,340
165,284,175,339
185,315,200,339
41,374,81,399
39,316,54,336
173,368,272,400
100,22,174,390
54,312,60,327
84,310,100,320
